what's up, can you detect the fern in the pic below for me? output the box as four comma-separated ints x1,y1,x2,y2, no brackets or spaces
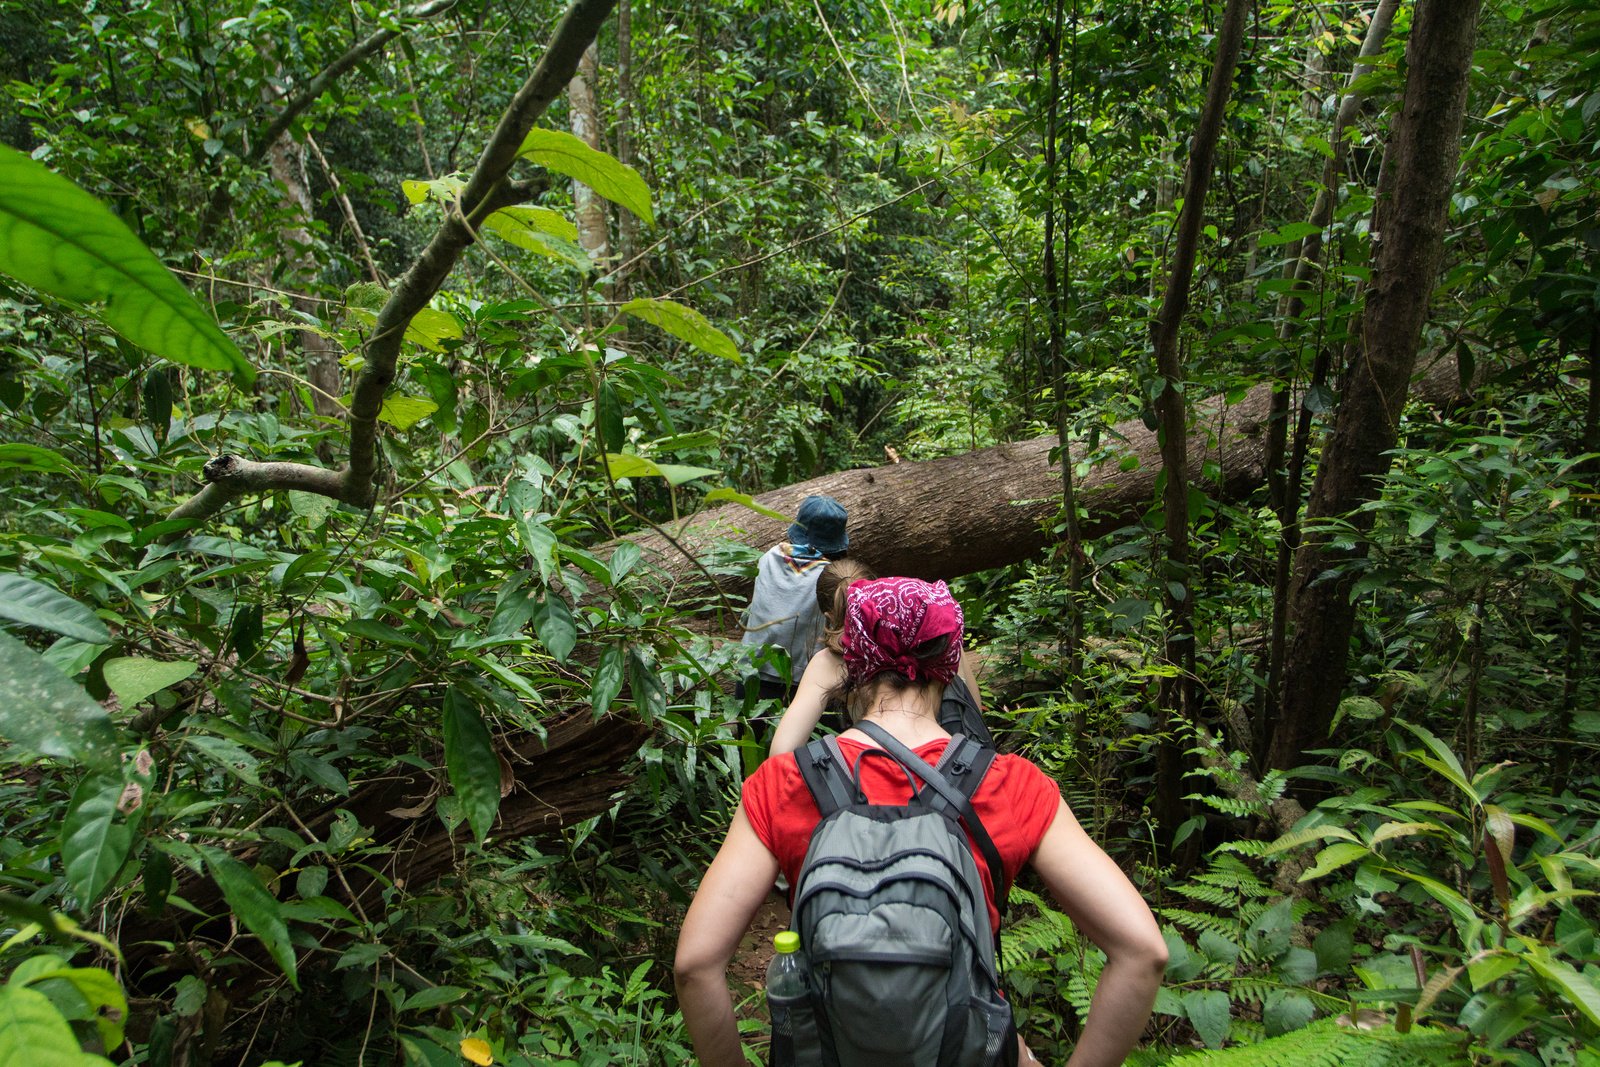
1160,1018,1470,1066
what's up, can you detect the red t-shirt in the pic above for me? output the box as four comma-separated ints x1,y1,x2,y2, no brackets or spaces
743,736,1062,931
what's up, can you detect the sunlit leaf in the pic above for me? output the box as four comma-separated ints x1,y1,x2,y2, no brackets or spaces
0,143,252,384
102,656,196,709
377,395,439,431
619,297,739,361
702,487,791,522
0,985,111,1064
516,129,654,225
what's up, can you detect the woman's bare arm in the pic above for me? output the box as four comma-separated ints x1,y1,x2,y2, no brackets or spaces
1029,799,1168,1066
675,806,781,1067
769,649,846,756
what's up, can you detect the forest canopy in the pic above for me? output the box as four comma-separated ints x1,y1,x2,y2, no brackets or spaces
1,0,1597,1063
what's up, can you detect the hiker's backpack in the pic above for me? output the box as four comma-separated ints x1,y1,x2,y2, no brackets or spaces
939,676,994,749
781,721,1016,1067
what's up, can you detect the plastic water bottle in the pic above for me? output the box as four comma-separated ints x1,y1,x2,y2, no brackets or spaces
766,931,809,1065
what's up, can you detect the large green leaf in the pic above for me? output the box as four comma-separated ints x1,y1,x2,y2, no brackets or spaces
441,687,501,845
0,985,112,1065
531,596,576,663
604,452,721,487
102,656,197,709
11,957,128,1051
619,297,740,362
0,144,253,384
0,575,110,644
1182,989,1232,1048
482,208,590,270
60,775,133,905
702,487,792,522
0,631,119,772
516,129,655,225
198,846,298,988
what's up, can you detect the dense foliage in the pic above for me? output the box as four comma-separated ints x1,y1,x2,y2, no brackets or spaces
1,0,1597,1064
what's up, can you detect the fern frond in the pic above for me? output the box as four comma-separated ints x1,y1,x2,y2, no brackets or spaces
1160,1018,1470,1065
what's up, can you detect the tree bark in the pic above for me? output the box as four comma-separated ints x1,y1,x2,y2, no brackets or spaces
1147,0,1250,832
1269,0,1483,772
569,42,613,272
623,356,1469,599
1264,0,1399,746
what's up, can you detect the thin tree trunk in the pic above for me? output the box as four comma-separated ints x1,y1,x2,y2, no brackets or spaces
1271,0,1484,772
263,121,344,417
1263,0,1399,751
615,0,638,300
569,42,612,279
1043,0,1085,703
1148,0,1251,833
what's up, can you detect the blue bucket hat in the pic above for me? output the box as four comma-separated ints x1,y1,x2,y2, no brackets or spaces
788,494,849,556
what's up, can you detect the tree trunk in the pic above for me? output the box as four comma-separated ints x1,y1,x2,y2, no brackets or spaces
263,99,344,417
1269,0,1483,772
625,356,1469,601
1147,0,1250,833
568,42,612,272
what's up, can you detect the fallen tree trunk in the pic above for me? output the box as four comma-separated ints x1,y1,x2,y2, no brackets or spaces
630,353,1468,597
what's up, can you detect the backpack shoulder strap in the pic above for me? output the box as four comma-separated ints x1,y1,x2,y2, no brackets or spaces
855,722,1007,916
795,736,854,818
934,736,1009,917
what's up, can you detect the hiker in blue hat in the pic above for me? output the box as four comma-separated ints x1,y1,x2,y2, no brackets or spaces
740,494,849,704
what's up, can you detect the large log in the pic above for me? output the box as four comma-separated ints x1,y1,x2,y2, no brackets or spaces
631,354,1467,595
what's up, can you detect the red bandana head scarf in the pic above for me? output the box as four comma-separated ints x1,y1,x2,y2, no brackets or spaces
840,577,964,685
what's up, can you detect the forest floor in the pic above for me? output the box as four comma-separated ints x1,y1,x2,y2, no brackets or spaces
730,890,790,990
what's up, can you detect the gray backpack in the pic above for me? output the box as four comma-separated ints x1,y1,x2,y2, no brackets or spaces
778,721,1016,1067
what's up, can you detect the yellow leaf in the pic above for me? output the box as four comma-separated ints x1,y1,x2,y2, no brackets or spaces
185,118,211,139
459,1036,494,1065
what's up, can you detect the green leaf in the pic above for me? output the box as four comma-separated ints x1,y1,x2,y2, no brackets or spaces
405,308,462,352
516,129,654,225
142,366,173,442
701,487,791,522
0,984,111,1063
1258,221,1323,248
532,596,577,663
198,846,298,987
482,208,590,269
627,646,667,722
0,443,82,477
288,490,336,526
1398,721,1479,806
0,575,111,644
1337,695,1386,722
0,631,119,772
184,734,263,787
60,775,133,904
591,646,625,717
619,297,739,361
378,394,439,431
1521,944,1600,1028
604,452,721,487
401,175,464,206
486,205,578,243
596,381,626,453
21,964,128,1050
1183,989,1231,1048
102,656,196,709
1313,917,1355,974
442,687,500,845
399,986,469,1013
609,543,641,584
1300,841,1372,881
1262,990,1315,1036
0,143,252,384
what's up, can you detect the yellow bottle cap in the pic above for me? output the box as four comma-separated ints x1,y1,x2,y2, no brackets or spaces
773,931,800,954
